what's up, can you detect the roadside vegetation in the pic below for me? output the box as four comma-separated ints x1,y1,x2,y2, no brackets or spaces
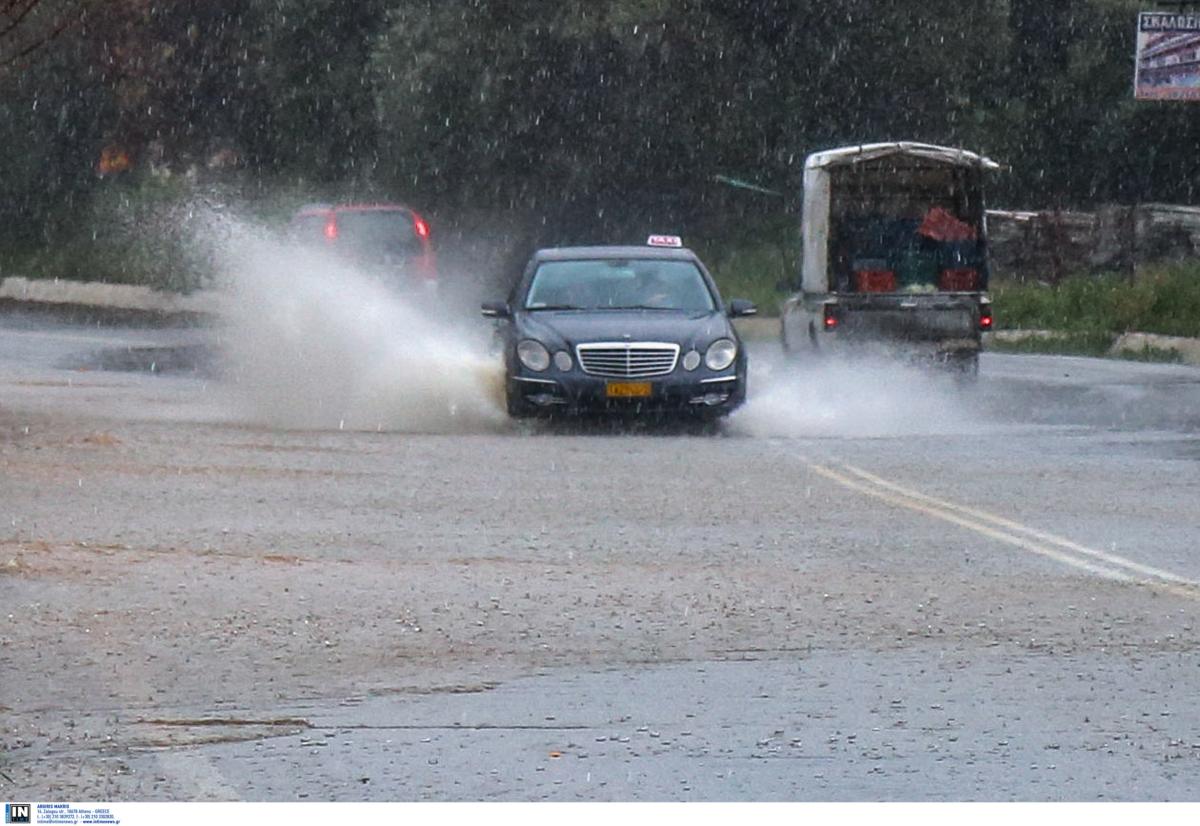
696,221,797,316
0,177,806,301
989,265,1200,359
0,176,211,292
5,0,1196,302
0,176,385,292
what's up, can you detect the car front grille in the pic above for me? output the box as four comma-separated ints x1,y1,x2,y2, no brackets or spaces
576,342,680,378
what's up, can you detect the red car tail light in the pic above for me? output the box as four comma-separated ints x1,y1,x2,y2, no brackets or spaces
323,217,338,241
823,303,839,330
413,216,430,239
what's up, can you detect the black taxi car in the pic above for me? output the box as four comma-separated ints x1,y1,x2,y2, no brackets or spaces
482,238,756,418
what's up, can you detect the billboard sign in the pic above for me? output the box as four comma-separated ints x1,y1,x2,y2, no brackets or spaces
1135,11,1200,100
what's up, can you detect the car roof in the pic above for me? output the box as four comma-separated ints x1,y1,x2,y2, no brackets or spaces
532,245,700,262
295,202,416,215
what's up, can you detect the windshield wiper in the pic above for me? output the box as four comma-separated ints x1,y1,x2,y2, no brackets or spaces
527,304,584,311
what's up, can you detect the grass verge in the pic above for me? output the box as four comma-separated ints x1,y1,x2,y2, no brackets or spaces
988,331,1115,358
1116,344,1184,363
988,332,1182,362
697,235,797,316
991,265,1200,339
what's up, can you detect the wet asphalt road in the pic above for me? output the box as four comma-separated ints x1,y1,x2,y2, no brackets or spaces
1,312,1199,801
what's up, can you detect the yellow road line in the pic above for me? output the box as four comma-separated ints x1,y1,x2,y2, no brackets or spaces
806,461,1200,601
840,463,1197,586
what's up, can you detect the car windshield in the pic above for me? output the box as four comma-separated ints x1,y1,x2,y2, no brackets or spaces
525,259,716,312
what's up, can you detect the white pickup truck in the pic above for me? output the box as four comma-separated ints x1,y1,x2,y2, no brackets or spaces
780,142,998,378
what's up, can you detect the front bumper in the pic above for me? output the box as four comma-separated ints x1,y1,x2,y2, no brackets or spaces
509,369,745,415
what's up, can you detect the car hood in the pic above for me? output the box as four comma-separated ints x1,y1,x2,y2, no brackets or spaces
516,310,736,350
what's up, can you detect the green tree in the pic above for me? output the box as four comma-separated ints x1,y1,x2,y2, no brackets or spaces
0,0,86,77
246,0,391,180
370,0,1010,232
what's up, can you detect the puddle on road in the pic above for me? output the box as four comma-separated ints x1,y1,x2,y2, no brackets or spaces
61,343,216,377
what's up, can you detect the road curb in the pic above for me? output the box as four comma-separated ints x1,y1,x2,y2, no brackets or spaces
1110,332,1200,365
0,276,218,325
986,329,1200,365
0,275,220,313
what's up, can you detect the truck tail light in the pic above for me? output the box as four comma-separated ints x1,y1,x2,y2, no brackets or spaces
823,303,839,330
979,305,993,331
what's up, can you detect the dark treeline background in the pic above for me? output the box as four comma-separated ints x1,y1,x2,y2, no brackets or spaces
1,0,1197,284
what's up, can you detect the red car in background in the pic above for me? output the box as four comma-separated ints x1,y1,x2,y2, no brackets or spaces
290,203,438,292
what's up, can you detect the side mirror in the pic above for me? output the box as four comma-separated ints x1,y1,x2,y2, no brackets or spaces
728,299,757,318
481,301,511,319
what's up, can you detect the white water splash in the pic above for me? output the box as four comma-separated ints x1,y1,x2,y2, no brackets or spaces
728,349,983,438
212,221,506,433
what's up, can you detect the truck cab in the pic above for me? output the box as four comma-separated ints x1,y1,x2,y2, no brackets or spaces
781,142,998,377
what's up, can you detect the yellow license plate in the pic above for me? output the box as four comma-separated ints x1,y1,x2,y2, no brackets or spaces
606,381,652,398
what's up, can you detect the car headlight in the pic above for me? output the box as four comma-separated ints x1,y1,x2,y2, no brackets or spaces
682,350,701,371
517,340,551,371
705,339,737,371
553,350,572,371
